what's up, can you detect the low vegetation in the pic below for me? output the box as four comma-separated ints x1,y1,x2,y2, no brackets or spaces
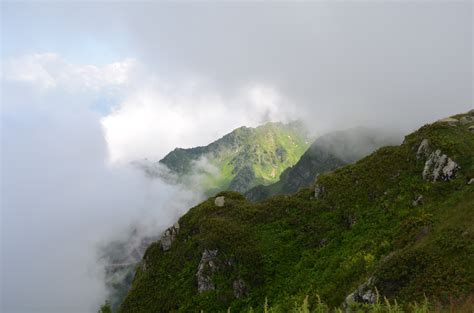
159,121,311,194
119,112,474,312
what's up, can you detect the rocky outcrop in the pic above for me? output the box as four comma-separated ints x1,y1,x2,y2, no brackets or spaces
232,278,248,299
468,178,474,185
160,222,180,251
422,149,460,182
469,125,474,133
412,195,423,207
437,117,459,126
344,277,378,308
196,249,218,293
416,139,430,160
416,139,461,182
214,196,225,207
460,116,473,125
314,184,325,199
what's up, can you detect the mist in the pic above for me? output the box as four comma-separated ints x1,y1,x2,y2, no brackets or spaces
1,1,473,313
1,78,206,312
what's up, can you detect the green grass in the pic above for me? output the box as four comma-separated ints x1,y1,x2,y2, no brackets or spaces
160,121,311,194
120,112,474,313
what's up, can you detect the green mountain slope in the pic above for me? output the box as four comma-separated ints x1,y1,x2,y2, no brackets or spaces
120,111,474,312
245,127,401,202
159,121,311,194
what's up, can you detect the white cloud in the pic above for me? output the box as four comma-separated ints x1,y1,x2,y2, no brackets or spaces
2,52,297,165
101,79,297,163
1,55,204,313
3,53,136,91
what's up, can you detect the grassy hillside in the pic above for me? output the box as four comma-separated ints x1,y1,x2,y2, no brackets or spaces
159,121,311,194
120,111,474,312
245,127,401,202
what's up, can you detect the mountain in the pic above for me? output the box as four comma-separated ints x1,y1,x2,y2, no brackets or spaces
245,127,402,202
102,121,310,309
159,121,311,195
119,111,474,312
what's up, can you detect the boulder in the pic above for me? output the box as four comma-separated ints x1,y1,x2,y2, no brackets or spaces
469,125,474,133
437,117,459,126
160,222,180,251
214,196,225,207
460,116,473,125
412,195,423,207
196,249,218,293
314,185,325,199
232,278,248,299
422,149,460,182
468,178,474,185
344,277,378,308
416,139,430,160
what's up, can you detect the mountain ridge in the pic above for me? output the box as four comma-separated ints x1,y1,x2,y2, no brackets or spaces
119,110,474,312
158,121,312,194
245,127,402,202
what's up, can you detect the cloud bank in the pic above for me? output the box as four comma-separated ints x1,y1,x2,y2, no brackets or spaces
102,80,296,163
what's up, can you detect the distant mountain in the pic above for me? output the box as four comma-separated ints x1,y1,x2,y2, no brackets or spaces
159,121,311,195
119,111,474,312
245,127,402,201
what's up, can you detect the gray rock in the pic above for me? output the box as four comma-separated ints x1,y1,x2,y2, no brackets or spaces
412,195,423,207
344,277,378,308
468,109,474,116
314,185,325,199
416,139,430,160
196,249,218,293
468,178,474,185
460,116,473,125
160,222,180,251
422,149,460,182
232,278,248,299
437,117,459,126
214,196,225,207
469,125,474,133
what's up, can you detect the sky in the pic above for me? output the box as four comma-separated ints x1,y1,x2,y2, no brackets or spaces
1,1,473,313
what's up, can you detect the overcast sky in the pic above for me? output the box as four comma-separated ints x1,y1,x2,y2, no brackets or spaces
1,1,473,313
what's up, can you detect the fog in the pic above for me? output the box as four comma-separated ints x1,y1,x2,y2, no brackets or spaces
1,1,472,313
1,79,205,312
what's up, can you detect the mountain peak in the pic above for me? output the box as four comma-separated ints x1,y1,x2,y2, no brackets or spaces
159,120,311,194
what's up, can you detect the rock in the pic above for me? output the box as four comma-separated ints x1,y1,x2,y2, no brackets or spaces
469,125,474,133
160,222,180,251
460,116,473,125
468,178,474,185
344,277,378,308
422,149,460,182
437,117,459,126
468,109,474,116
214,196,225,207
416,139,430,160
232,278,248,299
412,195,423,207
314,185,325,199
196,249,218,293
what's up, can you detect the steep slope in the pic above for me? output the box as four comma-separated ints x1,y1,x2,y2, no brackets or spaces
245,127,401,202
159,121,311,194
120,111,474,312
